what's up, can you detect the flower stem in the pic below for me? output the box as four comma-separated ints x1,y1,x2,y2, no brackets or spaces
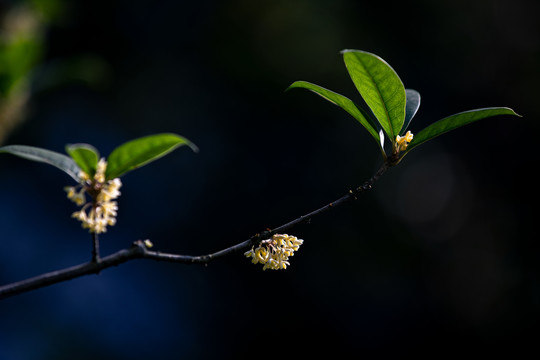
92,231,100,263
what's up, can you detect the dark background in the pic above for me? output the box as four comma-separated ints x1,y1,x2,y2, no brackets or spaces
1,0,538,358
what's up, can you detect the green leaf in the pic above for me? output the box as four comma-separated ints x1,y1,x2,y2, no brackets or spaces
401,89,421,135
286,80,380,144
65,143,100,177
405,107,521,153
0,145,81,181
105,133,198,180
342,50,406,141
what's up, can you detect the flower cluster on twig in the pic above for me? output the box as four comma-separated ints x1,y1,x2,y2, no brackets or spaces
244,234,304,270
65,159,122,234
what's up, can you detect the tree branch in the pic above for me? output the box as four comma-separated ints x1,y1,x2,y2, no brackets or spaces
0,162,390,300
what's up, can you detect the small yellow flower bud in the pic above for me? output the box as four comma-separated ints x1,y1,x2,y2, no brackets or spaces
78,171,90,183
94,158,107,184
143,239,153,248
395,131,414,153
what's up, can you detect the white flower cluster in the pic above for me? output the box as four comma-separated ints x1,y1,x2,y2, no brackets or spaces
65,158,122,234
244,234,304,270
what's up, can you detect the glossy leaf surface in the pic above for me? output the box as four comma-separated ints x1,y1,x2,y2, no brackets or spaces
401,89,421,135
405,107,521,153
342,50,406,140
287,80,379,143
105,133,198,180
65,143,99,177
0,145,81,181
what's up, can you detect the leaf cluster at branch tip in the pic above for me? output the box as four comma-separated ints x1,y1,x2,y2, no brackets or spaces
287,49,521,162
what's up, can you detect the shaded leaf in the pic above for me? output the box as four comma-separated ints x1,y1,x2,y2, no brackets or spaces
405,107,521,153
0,145,81,181
65,143,100,177
341,50,406,140
105,133,198,180
287,80,380,143
401,89,421,135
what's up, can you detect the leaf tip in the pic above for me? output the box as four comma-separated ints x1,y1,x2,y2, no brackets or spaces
494,107,522,118
285,81,305,92
510,108,523,117
188,142,200,153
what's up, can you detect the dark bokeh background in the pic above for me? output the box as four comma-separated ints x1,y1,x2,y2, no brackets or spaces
1,0,539,358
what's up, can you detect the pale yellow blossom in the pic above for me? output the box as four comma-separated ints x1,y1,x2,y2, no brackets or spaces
94,158,107,184
66,158,122,234
64,186,86,206
394,131,414,153
244,234,304,270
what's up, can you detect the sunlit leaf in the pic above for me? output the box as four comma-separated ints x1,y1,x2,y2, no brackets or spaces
405,107,521,153
65,143,99,177
287,81,380,144
341,50,406,140
0,145,81,181
105,133,198,180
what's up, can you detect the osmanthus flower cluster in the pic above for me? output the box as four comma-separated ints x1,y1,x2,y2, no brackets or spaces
0,133,198,237
245,234,304,270
65,158,122,234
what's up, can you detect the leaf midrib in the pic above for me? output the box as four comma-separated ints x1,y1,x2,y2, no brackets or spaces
357,56,393,139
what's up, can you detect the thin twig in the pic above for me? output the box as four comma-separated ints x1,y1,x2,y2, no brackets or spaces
0,244,146,299
0,162,390,300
